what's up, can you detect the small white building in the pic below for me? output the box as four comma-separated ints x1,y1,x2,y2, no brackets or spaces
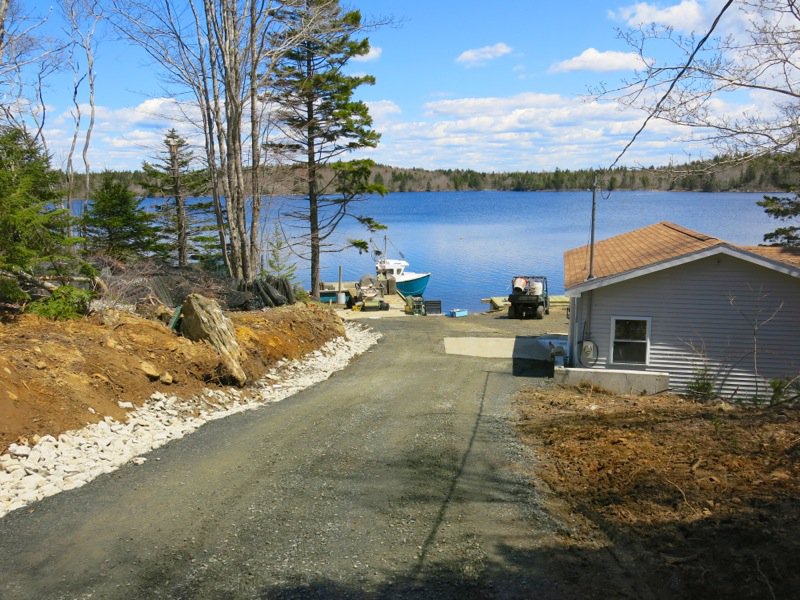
564,222,800,401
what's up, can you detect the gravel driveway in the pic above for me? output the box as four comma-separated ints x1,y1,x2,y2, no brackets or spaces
0,311,638,599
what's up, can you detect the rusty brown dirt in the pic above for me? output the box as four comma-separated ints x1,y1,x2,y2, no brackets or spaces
0,303,344,453
515,386,800,599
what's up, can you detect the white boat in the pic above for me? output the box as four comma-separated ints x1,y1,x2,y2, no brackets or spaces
376,258,431,297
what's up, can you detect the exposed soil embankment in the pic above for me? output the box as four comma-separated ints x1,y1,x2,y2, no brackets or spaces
0,304,344,453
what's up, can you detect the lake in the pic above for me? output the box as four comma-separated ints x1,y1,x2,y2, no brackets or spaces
282,190,780,314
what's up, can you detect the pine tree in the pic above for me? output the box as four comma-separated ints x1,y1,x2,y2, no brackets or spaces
141,129,213,266
263,222,297,282
82,173,160,260
0,127,75,294
265,0,385,298
758,193,799,247
757,152,800,248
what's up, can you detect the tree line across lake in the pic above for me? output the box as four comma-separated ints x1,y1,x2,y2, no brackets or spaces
367,154,800,194
81,152,800,198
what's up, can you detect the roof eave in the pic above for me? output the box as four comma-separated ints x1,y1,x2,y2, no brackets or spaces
565,244,800,296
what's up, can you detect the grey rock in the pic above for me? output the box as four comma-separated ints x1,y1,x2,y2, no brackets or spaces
179,294,247,386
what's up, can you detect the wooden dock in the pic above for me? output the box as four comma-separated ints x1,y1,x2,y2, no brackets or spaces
322,280,569,318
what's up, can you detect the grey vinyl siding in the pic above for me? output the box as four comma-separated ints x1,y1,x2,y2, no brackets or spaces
577,254,800,400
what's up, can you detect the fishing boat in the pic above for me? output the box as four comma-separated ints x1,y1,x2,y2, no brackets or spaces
376,258,431,297
371,235,431,297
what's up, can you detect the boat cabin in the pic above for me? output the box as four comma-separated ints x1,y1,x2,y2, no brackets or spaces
376,259,409,278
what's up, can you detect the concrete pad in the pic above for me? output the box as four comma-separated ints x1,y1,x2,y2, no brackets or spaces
444,336,552,360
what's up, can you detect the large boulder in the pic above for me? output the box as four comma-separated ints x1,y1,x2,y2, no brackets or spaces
179,294,247,386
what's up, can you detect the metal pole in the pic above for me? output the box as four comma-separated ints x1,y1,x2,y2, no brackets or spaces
587,173,597,280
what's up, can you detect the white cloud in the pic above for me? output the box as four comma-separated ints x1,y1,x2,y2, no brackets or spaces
425,92,551,115
366,99,402,122
41,90,720,174
550,48,648,73
352,46,382,62
456,42,512,67
45,97,206,171
354,90,706,172
612,1,705,32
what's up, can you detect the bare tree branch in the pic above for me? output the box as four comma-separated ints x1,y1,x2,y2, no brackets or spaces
601,0,800,167
609,1,735,169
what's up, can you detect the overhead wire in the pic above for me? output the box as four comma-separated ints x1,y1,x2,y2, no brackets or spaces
583,0,736,291
607,0,736,171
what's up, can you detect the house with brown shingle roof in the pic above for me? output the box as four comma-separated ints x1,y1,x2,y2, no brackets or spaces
563,222,800,400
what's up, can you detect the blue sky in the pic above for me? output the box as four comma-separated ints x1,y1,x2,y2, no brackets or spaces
33,0,742,172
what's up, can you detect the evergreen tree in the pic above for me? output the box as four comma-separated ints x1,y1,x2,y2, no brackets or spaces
141,129,213,267
263,222,297,282
758,152,800,248
0,127,75,299
265,0,385,298
758,193,800,247
83,173,160,260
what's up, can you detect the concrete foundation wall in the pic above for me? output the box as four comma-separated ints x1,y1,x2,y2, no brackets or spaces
554,367,669,396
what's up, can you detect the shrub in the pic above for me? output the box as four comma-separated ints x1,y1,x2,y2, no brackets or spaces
0,277,30,304
293,286,310,303
687,366,716,401
27,285,93,320
769,377,800,405
79,262,100,278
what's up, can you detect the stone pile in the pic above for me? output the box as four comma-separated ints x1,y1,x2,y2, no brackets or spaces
0,322,381,519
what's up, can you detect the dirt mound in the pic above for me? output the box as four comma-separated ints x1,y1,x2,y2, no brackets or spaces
0,303,344,453
516,387,800,599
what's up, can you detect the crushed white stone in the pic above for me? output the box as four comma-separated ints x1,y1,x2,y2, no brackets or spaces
0,322,381,519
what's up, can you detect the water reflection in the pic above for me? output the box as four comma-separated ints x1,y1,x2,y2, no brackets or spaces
283,190,776,313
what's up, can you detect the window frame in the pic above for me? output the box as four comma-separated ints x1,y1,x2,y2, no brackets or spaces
609,316,651,366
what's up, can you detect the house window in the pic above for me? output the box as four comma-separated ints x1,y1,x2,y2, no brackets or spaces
611,317,650,365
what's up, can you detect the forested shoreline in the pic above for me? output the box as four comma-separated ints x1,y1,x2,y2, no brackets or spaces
72,153,799,198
